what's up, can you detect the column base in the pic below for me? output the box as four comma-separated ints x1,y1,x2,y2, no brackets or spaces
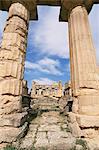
0,95,22,115
0,121,28,146
0,95,30,147
78,94,99,115
68,112,99,138
0,112,28,127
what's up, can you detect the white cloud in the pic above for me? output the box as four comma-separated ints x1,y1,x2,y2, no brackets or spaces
33,77,56,85
25,61,39,70
25,57,63,76
30,6,69,58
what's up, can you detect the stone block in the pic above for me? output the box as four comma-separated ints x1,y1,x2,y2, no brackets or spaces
47,131,75,149
3,33,26,43
20,137,33,149
0,112,28,127
78,95,99,115
77,115,99,127
5,16,28,34
0,126,21,143
0,95,22,115
0,60,23,79
0,143,8,149
79,95,99,106
1,34,26,52
9,3,29,21
69,122,81,137
38,124,60,132
67,112,76,123
86,136,99,150
82,129,98,138
0,122,28,144
35,132,48,148
0,79,22,96
0,48,25,64
79,105,99,116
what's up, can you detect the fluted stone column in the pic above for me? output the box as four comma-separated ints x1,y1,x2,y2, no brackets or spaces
68,5,97,94
0,2,30,145
66,5,99,137
68,6,99,116
0,2,29,114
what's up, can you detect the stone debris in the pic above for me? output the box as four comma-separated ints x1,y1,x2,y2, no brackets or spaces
20,97,76,150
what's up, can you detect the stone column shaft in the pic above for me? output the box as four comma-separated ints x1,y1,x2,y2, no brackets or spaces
69,6,97,94
0,2,29,115
68,6,99,115
0,3,30,146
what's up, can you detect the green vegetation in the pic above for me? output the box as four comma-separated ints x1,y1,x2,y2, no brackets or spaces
70,138,89,150
76,138,88,149
76,138,89,150
31,146,47,150
39,147,47,150
4,145,17,150
31,145,36,150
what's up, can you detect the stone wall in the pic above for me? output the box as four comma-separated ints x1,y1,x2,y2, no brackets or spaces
31,81,63,98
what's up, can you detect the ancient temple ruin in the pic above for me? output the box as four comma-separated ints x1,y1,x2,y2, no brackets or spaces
31,81,63,98
0,0,99,149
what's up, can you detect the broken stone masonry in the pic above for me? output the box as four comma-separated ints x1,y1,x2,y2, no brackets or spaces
0,0,99,149
31,81,63,98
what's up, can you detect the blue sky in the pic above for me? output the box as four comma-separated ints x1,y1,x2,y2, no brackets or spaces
0,4,99,89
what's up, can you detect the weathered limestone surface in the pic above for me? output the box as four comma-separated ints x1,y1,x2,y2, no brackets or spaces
31,81,63,98
68,6,98,95
60,0,93,21
1,95,99,149
0,122,28,144
0,112,28,127
20,97,76,150
18,97,95,150
0,0,37,20
77,115,99,128
67,5,99,138
0,2,29,115
0,2,30,146
68,5,99,118
0,0,99,21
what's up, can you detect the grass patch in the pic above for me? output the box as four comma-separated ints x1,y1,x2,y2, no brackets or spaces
31,145,36,150
4,145,17,150
70,138,89,150
39,147,47,150
76,139,89,150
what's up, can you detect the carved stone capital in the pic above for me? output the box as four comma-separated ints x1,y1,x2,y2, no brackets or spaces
60,0,93,22
0,0,38,20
